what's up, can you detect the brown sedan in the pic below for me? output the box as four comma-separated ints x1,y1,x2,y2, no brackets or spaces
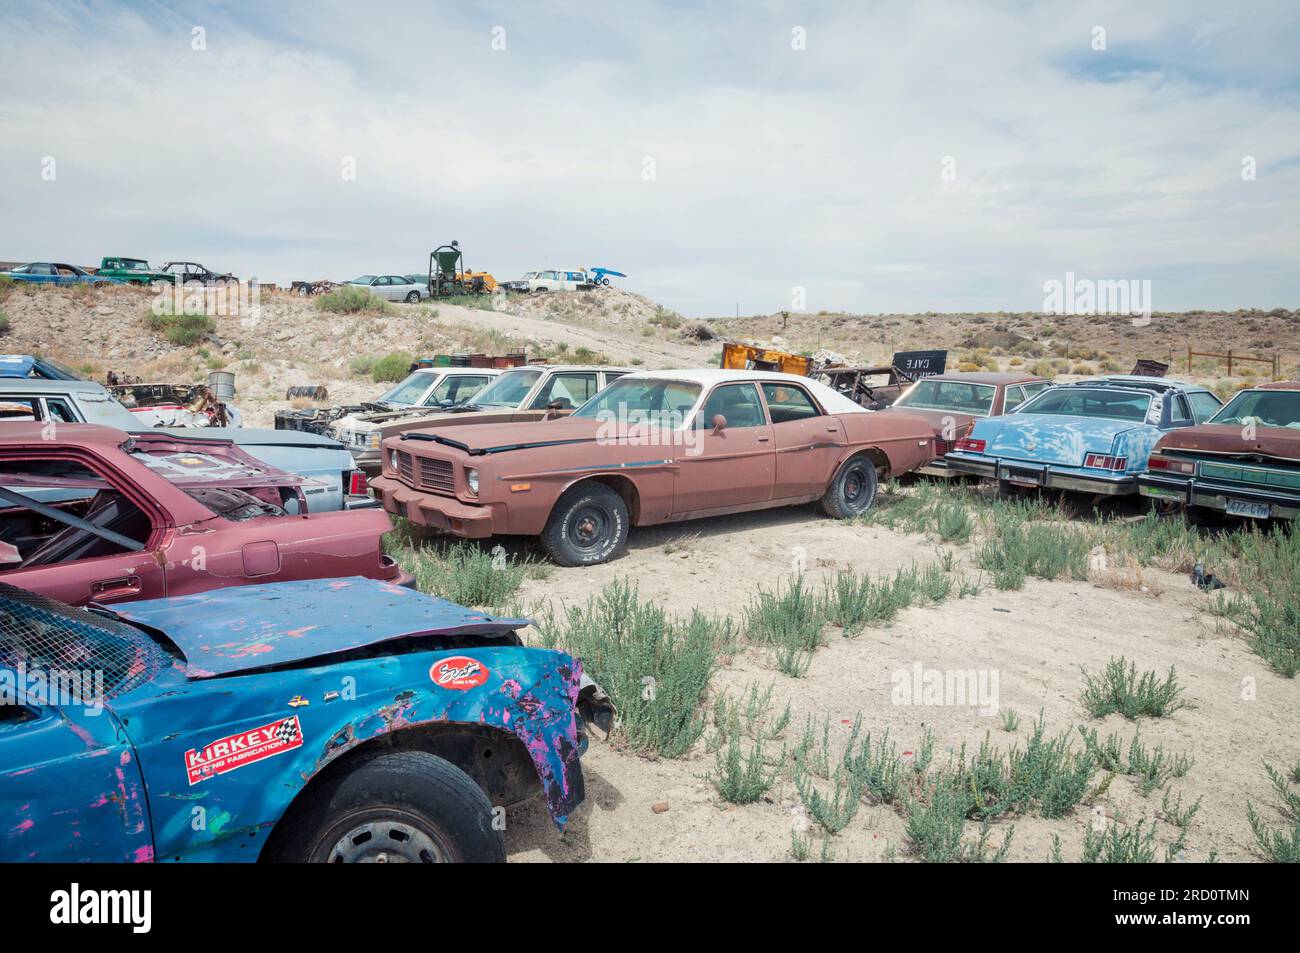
371,369,935,565
883,371,1052,476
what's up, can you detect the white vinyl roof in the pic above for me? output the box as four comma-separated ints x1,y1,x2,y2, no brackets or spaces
614,368,868,415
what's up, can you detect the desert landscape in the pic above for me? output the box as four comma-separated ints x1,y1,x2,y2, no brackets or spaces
5,281,1289,863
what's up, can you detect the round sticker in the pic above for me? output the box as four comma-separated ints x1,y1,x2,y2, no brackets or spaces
429,656,490,691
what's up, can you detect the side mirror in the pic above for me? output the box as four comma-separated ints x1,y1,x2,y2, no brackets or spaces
711,414,727,433
547,399,565,410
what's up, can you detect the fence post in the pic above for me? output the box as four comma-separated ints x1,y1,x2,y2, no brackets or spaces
1227,349,1233,377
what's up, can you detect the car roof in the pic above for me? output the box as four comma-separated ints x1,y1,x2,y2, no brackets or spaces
0,422,129,445
411,366,502,376
920,372,1048,385
616,368,868,414
507,364,635,373
1256,381,1300,391
1069,375,1204,392
0,377,107,394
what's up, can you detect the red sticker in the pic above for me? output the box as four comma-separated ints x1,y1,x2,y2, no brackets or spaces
185,716,303,785
430,656,490,691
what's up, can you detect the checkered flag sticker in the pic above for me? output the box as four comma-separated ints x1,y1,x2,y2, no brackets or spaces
274,718,301,744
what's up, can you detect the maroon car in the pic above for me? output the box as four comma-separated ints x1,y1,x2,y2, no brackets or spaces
0,423,411,606
883,372,1052,476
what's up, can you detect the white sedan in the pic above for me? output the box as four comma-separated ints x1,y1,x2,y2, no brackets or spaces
348,274,428,303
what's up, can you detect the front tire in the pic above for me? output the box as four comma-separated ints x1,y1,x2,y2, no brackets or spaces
406,291,421,303
265,750,504,863
820,454,879,519
541,482,629,566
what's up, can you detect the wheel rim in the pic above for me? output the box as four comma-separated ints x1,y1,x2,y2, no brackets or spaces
326,820,450,863
570,503,612,553
843,464,870,506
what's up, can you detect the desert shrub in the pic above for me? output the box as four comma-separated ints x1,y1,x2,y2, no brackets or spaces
349,354,377,376
906,777,1014,863
744,576,826,677
317,284,391,314
1246,762,1300,862
648,306,681,329
1078,726,1193,795
539,579,723,757
1079,657,1187,720
977,515,1090,589
145,310,215,346
371,351,415,383
681,321,717,341
711,686,787,804
0,310,9,335
1230,529,1300,677
1081,820,1159,863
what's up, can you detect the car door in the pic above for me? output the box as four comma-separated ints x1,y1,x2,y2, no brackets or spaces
0,696,153,862
673,382,775,514
0,452,168,605
760,381,845,499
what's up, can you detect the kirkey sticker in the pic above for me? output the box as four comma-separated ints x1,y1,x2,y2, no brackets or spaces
185,716,303,785
430,656,490,691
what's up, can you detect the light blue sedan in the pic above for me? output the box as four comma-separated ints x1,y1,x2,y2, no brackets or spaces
944,376,1222,496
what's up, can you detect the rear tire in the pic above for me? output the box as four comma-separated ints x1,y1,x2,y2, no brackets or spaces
820,454,879,519
265,750,504,863
542,482,629,566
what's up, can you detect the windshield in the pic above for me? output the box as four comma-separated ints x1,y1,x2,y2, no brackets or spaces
39,357,87,381
465,368,542,409
573,378,702,425
350,275,375,284
1017,387,1153,423
379,371,437,406
894,379,996,416
1210,389,1300,429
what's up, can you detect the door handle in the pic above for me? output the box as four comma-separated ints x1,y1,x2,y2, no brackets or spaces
91,575,142,600
756,436,770,443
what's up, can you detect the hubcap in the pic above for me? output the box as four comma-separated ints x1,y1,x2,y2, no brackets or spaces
844,467,868,504
327,821,448,863
571,505,610,550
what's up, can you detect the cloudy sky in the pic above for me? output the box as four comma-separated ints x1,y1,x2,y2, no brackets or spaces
2,0,1298,316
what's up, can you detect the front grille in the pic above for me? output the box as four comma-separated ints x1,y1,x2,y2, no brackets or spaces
418,456,455,494
395,450,415,483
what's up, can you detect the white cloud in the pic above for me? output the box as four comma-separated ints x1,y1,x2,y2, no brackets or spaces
1,0,1297,315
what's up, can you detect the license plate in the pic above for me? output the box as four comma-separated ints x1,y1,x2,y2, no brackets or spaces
1226,499,1270,519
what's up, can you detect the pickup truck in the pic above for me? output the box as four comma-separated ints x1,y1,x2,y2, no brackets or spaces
95,256,176,286
0,377,374,511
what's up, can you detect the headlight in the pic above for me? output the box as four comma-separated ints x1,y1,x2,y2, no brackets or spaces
389,449,398,471
368,432,381,450
466,468,479,495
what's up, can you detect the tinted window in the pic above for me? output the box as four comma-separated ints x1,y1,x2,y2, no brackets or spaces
697,383,765,429
761,382,820,423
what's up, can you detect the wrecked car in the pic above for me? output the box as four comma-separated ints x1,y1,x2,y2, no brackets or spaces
107,378,243,428
883,372,1051,476
158,261,236,285
0,577,599,862
945,376,1222,496
95,256,176,286
0,423,409,606
275,367,502,473
371,369,935,566
0,376,373,511
0,262,123,287
311,364,632,478
1138,381,1300,523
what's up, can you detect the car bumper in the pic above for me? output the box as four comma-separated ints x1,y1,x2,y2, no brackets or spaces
371,476,498,538
344,493,380,510
1138,472,1300,520
944,454,1138,495
918,459,960,478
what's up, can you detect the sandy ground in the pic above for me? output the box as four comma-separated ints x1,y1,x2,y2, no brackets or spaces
498,505,1296,863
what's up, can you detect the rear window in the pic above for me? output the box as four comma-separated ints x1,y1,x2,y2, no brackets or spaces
1018,387,1153,423
894,379,996,416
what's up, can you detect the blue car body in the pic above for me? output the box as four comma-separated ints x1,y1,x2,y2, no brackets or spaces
944,376,1222,495
1,263,123,286
0,578,587,862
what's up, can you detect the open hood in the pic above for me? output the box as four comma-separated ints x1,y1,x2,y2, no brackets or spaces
104,577,527,678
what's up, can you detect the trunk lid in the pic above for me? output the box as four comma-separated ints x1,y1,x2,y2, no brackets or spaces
986,414,1142,465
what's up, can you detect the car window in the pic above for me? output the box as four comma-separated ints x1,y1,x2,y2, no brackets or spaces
697,383,766,429
761,382,820,423
426,375,491,406
1023,381,1051,397
893,379,997,415
1188,391,1224,422
1170,395,1194,425
529,373,599,410
603,371,628,386
43,399,79,422
572,378,701,424
1002,386,1026,412
377,371,435,405
0,399,38,422
0,457,154,569
1017,387,1152,422
1209,389,1300,429
469,368,543,409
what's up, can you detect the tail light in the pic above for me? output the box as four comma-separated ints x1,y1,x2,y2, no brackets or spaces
934,438,951,456
1148,454,1195,475
1083,453,1128,470
954,437,986,453
348,470,369,495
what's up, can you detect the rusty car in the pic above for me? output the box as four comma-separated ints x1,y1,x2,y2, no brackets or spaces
0,577,599,862
883,371,1052,476
0,423,409,606
370,369,935,565
1138,381,1300,523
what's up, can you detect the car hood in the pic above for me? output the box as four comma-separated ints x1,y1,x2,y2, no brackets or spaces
979,414,1147,465
399,416,602,456
150,426,344,450
1155,423,1300,462
105,577,526,678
